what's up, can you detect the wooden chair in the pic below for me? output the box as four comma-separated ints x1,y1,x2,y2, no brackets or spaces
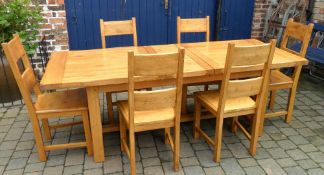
100,17,138,125
261,19,314,133
177,16,210,44
2,35,93,161
177,16,213,114
193,40,276,162
118,48,184,175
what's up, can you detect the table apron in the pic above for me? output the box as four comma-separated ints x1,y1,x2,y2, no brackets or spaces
97,71,264,93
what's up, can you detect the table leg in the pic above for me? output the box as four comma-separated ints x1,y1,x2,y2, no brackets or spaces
87,87,105,162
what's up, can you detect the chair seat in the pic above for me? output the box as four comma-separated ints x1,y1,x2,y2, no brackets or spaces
35,89,88,114
269,70,293,89
196,90,256,115
118,101,175,129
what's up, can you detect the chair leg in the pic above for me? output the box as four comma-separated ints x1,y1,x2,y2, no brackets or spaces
193,98,201,139
259,90,270,136
231,117,238,134
119,111,126,152
106,92,114,125
31,117,47,161
82,111,93,156
173,121,180,171
42,119,51,140
129,129,136,175
249,114,260,155
181,85,188,114
164,128,170,144
286,65,302,123
269,90,276,110
214,116,223,163
286,87,297,123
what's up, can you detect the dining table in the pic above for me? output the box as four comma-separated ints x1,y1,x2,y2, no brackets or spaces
40,39,308,162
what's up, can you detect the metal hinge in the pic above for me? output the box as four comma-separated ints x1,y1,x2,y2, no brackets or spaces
165,0,169,10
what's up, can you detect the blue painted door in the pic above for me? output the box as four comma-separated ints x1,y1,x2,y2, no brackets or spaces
65,0,218,50
66,0,166,49
218,0,255,40
65,0,254,50
168,0,218,43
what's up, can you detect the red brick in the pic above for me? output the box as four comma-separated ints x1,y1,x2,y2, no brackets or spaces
40,23,52,29
49,18,65,24
57,11,66,17
57,0,64,5
41,12,52,17
54,23,67,30
48,0,56,4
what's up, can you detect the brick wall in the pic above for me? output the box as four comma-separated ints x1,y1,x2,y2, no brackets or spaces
39,0,68,52
251,0,271,39
313,0,324,23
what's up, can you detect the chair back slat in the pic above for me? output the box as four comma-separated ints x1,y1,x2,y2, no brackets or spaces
128,48,185,126
280,18,314,57
134,88,176,111
231,44,271,67
227,77,263,98
4,35,28,63
101,20,133,36
177,16,210,44
284,21,309,41
100,17,138,48
22,67,39,94
2,35,41,112
179,18,208,33
133,53,179,77
217,40,276,115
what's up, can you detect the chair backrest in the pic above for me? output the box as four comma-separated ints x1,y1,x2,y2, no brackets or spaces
217,40,276,116
100,17,138,48
127,48,185,127
2,35,41,113
281,18,314,57
177,16,210,44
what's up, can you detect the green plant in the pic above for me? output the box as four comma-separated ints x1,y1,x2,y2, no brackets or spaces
0,0,43,55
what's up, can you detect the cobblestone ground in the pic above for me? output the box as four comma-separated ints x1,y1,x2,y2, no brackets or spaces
0,73,323,175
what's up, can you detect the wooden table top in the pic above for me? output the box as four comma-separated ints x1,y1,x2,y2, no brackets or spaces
41,39,308,90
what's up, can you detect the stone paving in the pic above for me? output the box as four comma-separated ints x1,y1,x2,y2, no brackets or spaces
0,73,323,175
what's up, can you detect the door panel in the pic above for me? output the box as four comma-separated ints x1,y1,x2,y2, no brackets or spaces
218,0,255,40
66,0,253,50
66,0,168,49
168,0,218,43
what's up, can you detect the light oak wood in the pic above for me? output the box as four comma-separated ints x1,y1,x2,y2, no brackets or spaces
45,142,87,151
118,101,175,132
1,35,93,161
177,16,210,44
49,121,83,129
177,16,211,114
118,48,184,174
196,91,257,116
100,17,138,126
35,89,88,114
193,40,276,163
281,18,314,58
40,40,308,90
100,17,138,48
261,19,314,135
86,86,104,162
40,39,308,162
